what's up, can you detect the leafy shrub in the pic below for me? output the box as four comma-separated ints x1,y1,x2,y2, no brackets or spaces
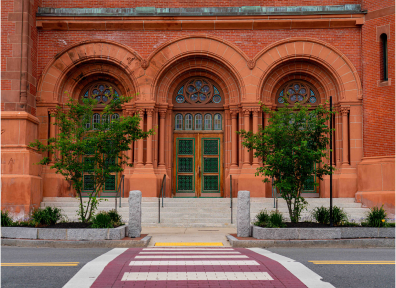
12,219,36,227
267,211,286,228
365,205,389,227
107,209,123,226
311,206,329,224
31,207,63,226
310,206,348,226
253,210,270,227
91,212,114,228
1,210,13,227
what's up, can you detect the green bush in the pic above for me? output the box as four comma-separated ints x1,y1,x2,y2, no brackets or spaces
253,210,270,227
311,206,329,224
31,207,63,226
107,209,122,226
332,206,348,226
91,212,114,228
1,210,13,227
365,205,389,227
267,211,286,228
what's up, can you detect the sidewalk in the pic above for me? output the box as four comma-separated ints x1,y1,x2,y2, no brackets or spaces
142,227,236,247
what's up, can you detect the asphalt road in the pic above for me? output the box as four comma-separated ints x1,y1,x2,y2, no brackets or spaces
1,247,110,288
266,247,396,288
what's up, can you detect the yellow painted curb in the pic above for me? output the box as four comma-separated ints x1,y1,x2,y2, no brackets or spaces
155,242,224,247
2,262,79,267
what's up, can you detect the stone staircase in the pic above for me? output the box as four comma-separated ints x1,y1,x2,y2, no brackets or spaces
40,197,370,227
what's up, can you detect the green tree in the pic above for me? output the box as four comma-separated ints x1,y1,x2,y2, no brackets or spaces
239,102,334,223
29,92,154,223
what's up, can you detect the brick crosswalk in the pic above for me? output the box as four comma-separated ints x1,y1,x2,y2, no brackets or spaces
90,248,308,288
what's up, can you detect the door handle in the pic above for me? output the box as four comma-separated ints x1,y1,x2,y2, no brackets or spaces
197,166,201,177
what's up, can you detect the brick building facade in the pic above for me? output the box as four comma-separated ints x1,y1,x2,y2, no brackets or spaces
1,1,394,218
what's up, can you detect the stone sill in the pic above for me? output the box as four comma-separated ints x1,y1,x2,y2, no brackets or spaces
252,225,395,240
1,225,128,240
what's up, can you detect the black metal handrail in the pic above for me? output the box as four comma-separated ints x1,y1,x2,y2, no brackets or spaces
158,174,166,223
115,175,125,211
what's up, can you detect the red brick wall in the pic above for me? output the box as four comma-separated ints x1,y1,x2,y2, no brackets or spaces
362,10,395,157
37,29,362,79
41,0,360,8
362,0,394,11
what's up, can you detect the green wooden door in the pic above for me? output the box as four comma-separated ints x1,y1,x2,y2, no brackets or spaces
201,138,221,195
176,137,195,194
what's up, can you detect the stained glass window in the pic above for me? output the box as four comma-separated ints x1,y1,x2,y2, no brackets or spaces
175,114,183,130
214,114,222,130
204,114,212,130
195,114,202,130
175,78,222,105
82,82,120,105
278,81,318,105
185,114,193,130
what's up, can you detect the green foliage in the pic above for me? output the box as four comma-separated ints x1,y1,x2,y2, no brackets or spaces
239,102,334,222
267,211,286,228
253,210,270,227
90,210,123,228
29,90,154,223
311,206,348,226
12,220,36,227
332,206,348,226
311,206,329,224
31,207,63,226
1,210,14,227
365,205,389,227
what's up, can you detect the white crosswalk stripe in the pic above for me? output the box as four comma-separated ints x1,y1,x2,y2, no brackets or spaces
121,272,273,281
136,255,249,259
129,260,259,266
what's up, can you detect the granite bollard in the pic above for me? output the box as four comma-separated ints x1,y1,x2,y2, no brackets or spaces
237,190,251,237
128,190,142,238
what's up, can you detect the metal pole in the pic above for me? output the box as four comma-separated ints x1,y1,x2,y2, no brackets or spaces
162,174,166,208
330,96,333,227
230,175,233,224
158,193,160,223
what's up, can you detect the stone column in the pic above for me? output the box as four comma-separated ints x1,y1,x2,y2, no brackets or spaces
127,110,134,165
264,109,270,127
128,190,142,238
137,109,145,168
237,190,251,237
158,110,167,168
341,107,350,166
146,108,154,168
243,109,251,166
252,108,260,167
48,108,57,163
231,110,238,168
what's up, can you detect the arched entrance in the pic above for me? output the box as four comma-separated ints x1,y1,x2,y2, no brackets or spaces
172,77,225,197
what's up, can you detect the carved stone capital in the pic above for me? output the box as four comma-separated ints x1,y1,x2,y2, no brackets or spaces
159,109,167,119
242,108,251,116
340,107,350,115
48,108,57,115
252,108,261,116
230,110,239,119
146,108,154,116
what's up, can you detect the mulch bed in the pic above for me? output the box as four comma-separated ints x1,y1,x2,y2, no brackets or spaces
16,222,125,229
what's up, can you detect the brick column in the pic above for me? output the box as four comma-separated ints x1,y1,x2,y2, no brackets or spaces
137,109,145,168
231,110,238,168
158,109,167,168
252,108,260,167
341,107,350,166
243,108,251,167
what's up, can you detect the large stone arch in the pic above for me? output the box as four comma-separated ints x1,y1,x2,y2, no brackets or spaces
37,40,144,103
141,35,253,103
255,38,363,103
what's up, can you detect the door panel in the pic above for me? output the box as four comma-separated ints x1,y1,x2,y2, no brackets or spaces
174,133,222,197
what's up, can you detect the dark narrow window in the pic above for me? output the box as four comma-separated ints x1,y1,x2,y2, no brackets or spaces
380,34,388,81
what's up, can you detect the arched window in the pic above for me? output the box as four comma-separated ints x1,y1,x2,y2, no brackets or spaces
204,114,212,130
277,81,319,106
92,113,100,129
185,114,193,130
195,114,203,130
175,114,183,130
381,33,388,81
82,82,119,105
111,113,119,121
214,114,222,130
174,78,223,106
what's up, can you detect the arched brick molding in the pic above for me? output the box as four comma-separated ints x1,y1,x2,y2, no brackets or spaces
37,40,143,103
142,35,252,102
255,38,363,103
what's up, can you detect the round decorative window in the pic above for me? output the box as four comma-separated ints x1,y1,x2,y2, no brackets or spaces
277,81,319,105
82,82,120,105
174,78,222,105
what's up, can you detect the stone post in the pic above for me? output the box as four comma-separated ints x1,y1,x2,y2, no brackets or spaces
237,190,250,237
128,190,142,238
